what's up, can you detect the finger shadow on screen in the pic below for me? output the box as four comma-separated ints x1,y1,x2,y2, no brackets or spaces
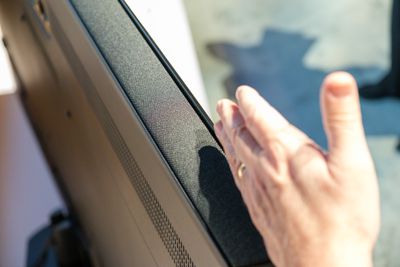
196,129,269,266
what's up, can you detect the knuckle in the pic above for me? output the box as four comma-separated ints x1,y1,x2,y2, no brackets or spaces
246,106,261,128
317,178,336,195
247,202,260,221
229,155,239,171
327,112,362,129
259,140,286,170
231,125,246,147
290,145,327,181
269,175,287,191
257,158,288,191
225,143,237,159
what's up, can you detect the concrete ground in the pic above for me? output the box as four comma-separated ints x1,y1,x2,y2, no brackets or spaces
182,0,400,266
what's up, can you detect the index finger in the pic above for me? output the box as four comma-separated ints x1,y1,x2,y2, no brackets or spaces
236,86,308,154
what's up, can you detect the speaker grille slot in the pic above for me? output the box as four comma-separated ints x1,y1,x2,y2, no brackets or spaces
52,17,195,265
96,93,196,267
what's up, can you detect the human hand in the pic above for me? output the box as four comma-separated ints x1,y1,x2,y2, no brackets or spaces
214,72,380,267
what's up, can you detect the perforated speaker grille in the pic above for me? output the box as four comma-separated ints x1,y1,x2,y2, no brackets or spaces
52,18,195,266
95,92,196,267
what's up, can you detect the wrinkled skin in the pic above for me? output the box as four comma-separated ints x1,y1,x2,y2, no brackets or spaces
214,72,380,267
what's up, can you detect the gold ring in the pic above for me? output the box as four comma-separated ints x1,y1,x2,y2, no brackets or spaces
237,162,246,179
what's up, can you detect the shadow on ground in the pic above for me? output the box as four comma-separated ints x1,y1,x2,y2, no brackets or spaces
208,29,400,148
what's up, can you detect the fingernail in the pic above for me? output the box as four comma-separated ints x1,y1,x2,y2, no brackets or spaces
236,85,252,101
236,86,245,98
232,110,244,128
324,72,356,98
328,84,352,97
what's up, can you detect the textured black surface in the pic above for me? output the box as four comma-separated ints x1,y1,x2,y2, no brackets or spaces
68,0,268,266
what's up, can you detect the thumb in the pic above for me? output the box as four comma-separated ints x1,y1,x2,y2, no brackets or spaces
321,72,367,158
